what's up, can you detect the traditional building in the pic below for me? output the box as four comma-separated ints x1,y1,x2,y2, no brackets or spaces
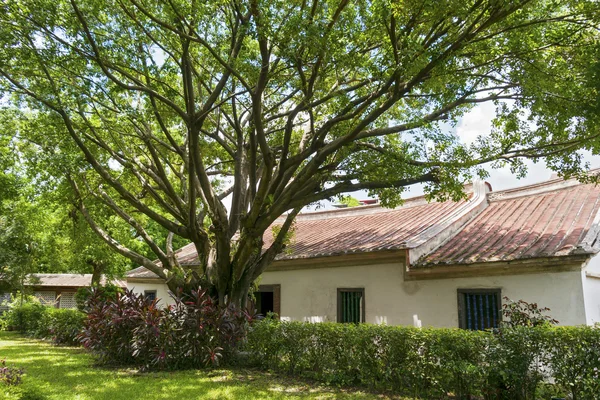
127,176,600,329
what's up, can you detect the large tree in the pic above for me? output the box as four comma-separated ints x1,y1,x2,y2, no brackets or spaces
1,0,599,305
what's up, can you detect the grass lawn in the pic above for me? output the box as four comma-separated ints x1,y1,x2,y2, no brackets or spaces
0,331,401,399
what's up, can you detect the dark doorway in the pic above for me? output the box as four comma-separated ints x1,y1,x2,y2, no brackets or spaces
249,284,280,318
256,291,274,315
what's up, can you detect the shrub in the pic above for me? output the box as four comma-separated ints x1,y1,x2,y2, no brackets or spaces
0,359,24,386
546,326,600,400
485,325,549,400
501,297,559,327
246,320,491,397
2,300,46,334
1,295,85,345
75,283,123,312
421,328,489,399
79,288,144,365
44,308,86,346
246,320,600,399
79,287,255,370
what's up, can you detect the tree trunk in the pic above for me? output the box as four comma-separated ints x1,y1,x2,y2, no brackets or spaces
229,269,255,309
88,260,104,286
161,260,254,309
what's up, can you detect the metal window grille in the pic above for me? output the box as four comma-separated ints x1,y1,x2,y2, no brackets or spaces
458,290,500,330
144,291,157,301
337,289,364,323
59,292,77,309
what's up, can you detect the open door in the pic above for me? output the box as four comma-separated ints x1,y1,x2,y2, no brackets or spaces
251,284,280,319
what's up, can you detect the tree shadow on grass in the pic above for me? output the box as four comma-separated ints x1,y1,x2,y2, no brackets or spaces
1,338,393,399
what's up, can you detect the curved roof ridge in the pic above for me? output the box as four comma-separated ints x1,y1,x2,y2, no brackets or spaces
291,182,488,222
417,180,600,267
487,170,600,202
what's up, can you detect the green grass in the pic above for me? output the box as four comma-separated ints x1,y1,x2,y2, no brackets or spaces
0,331,400,399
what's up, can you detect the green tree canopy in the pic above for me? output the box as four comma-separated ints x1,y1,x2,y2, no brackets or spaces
0,117,138,288
0,177,136,290
1,0,599,304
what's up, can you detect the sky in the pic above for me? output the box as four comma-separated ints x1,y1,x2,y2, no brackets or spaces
311,102,600,209
221,101,600,212
435,102,600,193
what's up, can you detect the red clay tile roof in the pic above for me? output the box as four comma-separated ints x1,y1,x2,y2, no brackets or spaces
417,182,600,266
265,198,471,260
127,266,161,279
127,243,199,279
126,187,485,278
126,177,600,279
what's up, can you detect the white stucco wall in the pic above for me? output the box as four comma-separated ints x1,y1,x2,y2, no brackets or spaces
127,281,176,307
126,262,590,327
583,254,600,324
259,263,587,327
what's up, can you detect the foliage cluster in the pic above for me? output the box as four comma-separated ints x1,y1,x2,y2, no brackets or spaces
501,297,560,327
1,296,85,346
0,359,23,387
246,320,600,399
40,308,86,346
2,298,47,334
79,288,255,370
74,283,123,311
2,0,600,305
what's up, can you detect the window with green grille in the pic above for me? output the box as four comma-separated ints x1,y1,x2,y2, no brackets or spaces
337,288,365,323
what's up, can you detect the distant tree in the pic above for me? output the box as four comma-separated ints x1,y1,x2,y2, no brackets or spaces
0,200,39,295
1,0,600,305
0,130,136,287
337,196,362,208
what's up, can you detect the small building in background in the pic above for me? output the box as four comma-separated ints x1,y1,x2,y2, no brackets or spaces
1,274,126,310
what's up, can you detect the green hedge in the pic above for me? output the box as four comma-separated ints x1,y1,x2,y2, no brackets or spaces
2,303,85,346
2,301,47,333
40,308,86,345
246,320,600,399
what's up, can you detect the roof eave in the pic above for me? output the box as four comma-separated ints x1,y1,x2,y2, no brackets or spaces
268,249,407,271
406,254,591,281
126,276,165,283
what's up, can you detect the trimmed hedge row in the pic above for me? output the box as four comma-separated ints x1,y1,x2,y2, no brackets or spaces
2,302,85,346
246,320,600,400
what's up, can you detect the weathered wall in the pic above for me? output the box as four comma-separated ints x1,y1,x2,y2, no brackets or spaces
583,254,600,324
127,281,175,307
259,263,587,327
126,262,588,327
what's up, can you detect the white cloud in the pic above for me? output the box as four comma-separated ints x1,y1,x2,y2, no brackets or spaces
456,103,600,191
455,101,496,145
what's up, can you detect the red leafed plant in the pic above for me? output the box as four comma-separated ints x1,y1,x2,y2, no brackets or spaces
0,359,24,386
79,287,256,370
501,297,559,327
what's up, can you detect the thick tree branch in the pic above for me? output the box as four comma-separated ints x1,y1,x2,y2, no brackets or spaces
68,177,168,280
